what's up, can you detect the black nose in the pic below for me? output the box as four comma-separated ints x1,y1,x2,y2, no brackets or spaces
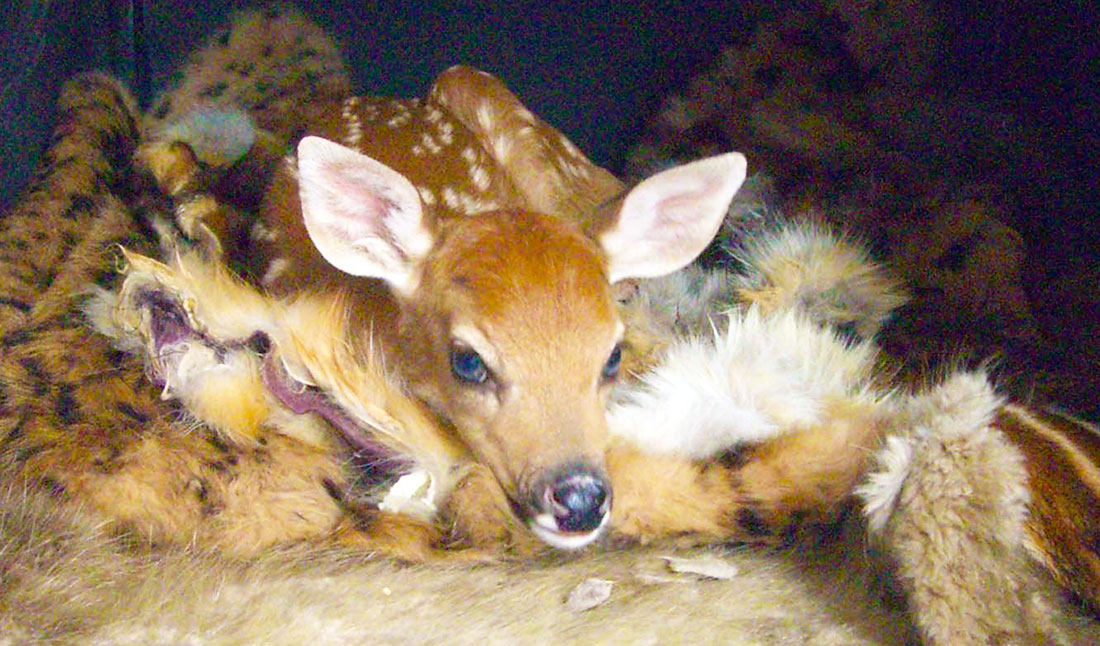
547,470,611,533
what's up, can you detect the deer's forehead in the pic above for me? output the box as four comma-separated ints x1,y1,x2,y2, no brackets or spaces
427,212,619,334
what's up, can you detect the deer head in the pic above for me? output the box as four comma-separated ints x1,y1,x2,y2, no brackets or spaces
294,135,746,548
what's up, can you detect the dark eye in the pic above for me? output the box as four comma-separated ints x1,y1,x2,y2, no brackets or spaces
602,344,622,380
450,348,489,385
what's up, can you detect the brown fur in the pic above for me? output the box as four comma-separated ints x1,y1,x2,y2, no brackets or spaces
997,405,1100,614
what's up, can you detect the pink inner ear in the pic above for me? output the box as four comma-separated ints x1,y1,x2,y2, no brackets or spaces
601,152,746,283
326,162,393,227
657,185,714,225
301,151,410,251
297,136,431,287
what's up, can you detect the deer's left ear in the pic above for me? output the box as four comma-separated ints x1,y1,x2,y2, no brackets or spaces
296,136,432,296
596,152,747,283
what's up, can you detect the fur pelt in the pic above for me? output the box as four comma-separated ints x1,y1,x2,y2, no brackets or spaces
4,390,1097,645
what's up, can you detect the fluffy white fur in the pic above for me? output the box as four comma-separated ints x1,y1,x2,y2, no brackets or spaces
609,306,879,459
857,434,914,533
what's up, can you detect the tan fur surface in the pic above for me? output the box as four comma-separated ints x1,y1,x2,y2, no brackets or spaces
862,375,1051,644
1,481,916,646
733,221,908,341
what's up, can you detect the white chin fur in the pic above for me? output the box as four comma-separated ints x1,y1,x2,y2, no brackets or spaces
529,513,608,550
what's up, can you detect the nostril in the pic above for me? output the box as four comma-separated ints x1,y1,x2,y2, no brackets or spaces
548,473,610,533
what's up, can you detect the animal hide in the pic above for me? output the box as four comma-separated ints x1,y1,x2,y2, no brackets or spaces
3,389,1097,645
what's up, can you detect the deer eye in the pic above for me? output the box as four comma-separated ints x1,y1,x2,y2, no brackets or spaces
450,347,489,385
602,344,622,380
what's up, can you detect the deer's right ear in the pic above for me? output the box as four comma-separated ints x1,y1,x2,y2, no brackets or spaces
594,152,747,284
297,136,432,295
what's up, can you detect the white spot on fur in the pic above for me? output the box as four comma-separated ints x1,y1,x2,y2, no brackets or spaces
281,155,299,180
341,96,362,147
387,111,412,128
492,134,513,163
250,221,280,243
515,108,536,124
468,163,491,192
442,187,459,210
476,103,494,131
437,119,455,145
420,132,442,154
261,257,291,286
441,187,498,215
417,186,436,205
